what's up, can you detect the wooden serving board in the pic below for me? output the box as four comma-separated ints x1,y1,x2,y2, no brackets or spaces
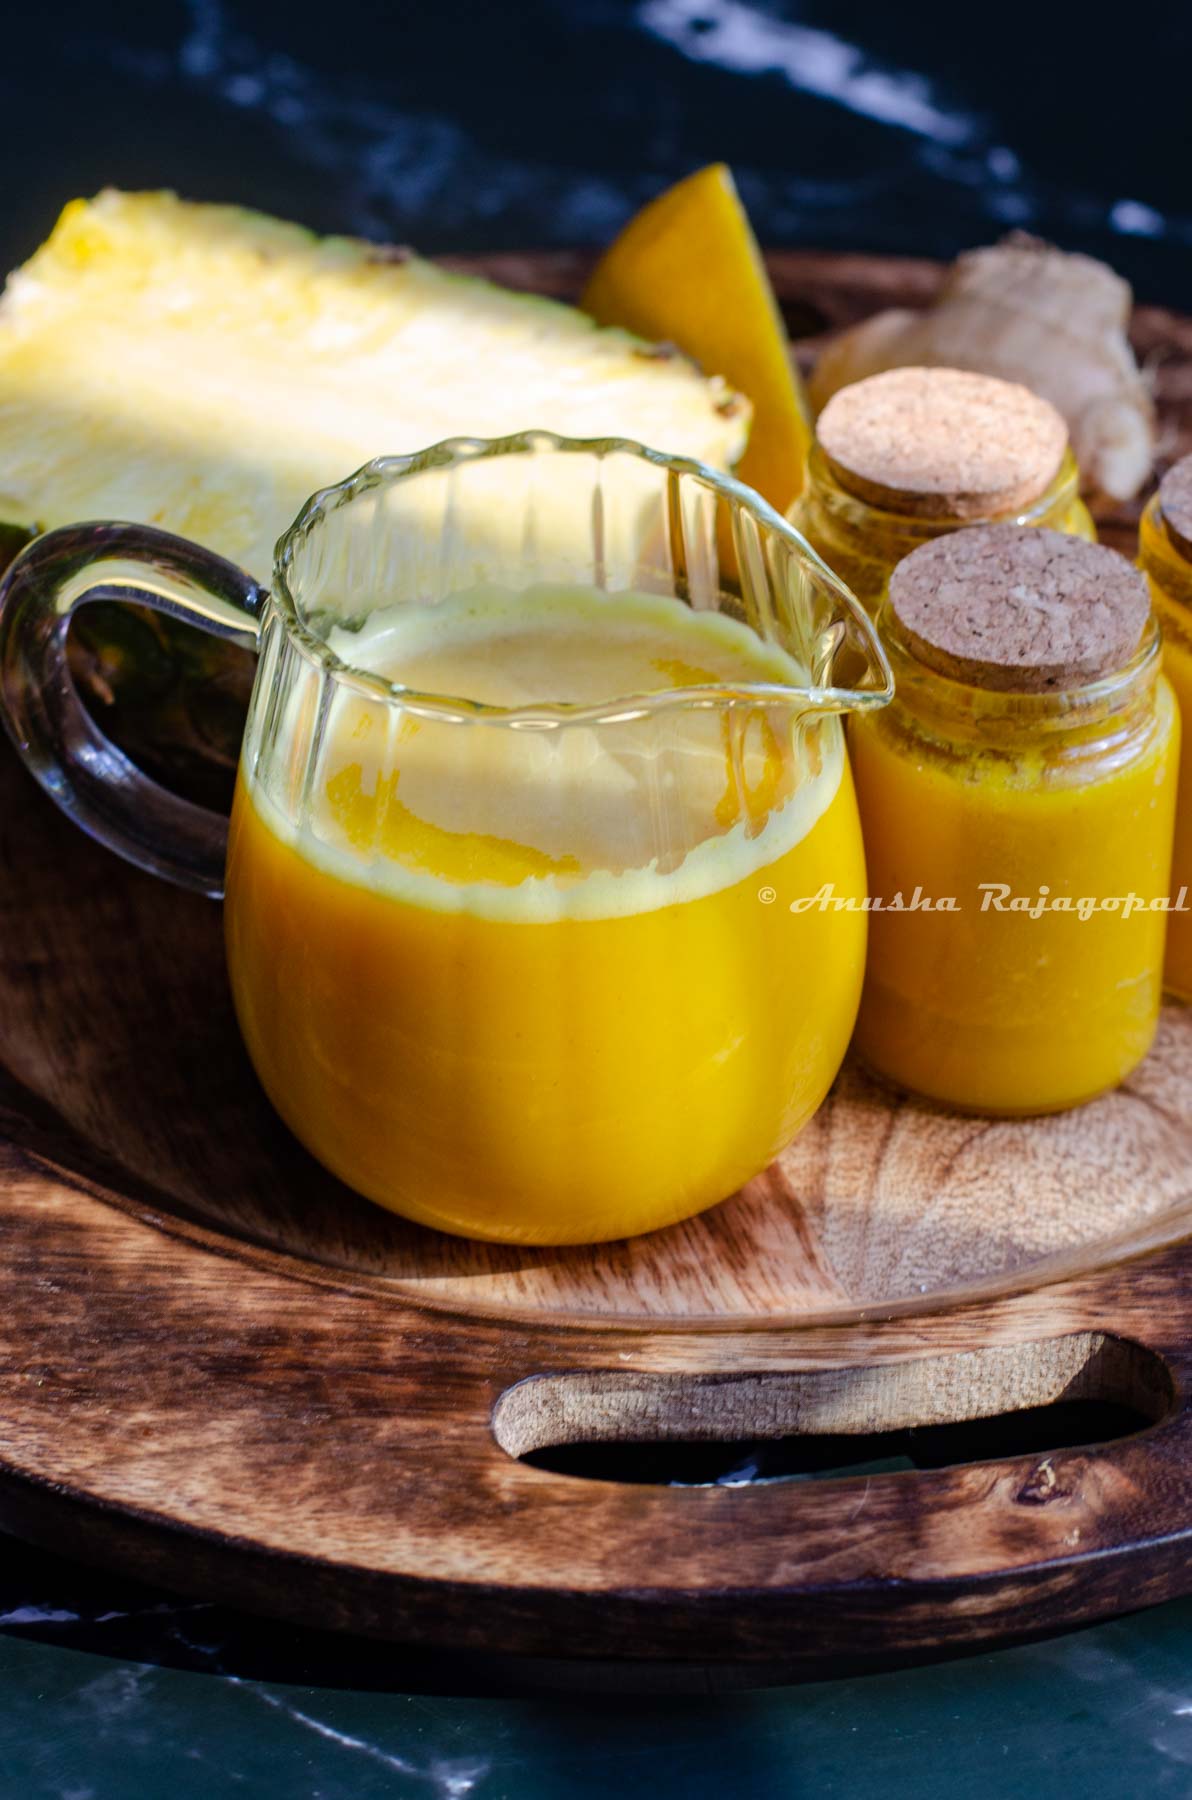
3,250,1192,1672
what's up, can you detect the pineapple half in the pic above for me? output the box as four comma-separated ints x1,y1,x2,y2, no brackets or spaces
0,190,750,804
0,189,748,575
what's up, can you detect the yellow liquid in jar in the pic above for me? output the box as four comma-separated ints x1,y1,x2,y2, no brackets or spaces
1156,623,1192,999
1139,493,1192,999
225,587,868,1242
851,681,1179,1114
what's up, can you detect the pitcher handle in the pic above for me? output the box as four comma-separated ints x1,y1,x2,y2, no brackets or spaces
0,522,264,898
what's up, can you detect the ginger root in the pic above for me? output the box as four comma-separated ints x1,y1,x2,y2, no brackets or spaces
808,236,1154,503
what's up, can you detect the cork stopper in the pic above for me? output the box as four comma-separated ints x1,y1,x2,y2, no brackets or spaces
1158,455,1192,560
817,367,1069,520
887,524,1151,692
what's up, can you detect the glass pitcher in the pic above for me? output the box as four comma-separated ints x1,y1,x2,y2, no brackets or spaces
0,432,891,1244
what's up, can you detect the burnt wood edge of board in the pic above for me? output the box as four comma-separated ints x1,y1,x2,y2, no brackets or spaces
0,1340,1189,1666
3,1133,1192,1664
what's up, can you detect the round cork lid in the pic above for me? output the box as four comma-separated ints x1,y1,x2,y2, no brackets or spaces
887,524,1151,692
1159,455,1192,559
817,367,1069,520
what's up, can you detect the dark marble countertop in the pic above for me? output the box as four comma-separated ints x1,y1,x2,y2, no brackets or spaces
5,1531,1192,1798
0,0,1189,304
1,2,1190,1790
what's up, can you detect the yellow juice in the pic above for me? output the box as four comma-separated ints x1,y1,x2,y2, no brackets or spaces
1155,619,1192,998
225,587,868,1243
1138,489,1192,999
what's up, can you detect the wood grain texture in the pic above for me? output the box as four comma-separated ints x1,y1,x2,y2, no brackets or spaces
3,248,1192,1665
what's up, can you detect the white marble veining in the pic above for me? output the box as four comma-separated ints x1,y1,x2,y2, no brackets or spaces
639,0,977,142
234,1680,492,1795
64,0,1191,275
639,0,1192,253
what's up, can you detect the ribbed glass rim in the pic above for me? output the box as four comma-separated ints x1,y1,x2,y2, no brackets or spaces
270,429,894,725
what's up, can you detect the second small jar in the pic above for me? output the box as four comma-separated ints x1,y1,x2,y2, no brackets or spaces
1138,453,1192,1000
852,524,1178,1115
790,366,1095,614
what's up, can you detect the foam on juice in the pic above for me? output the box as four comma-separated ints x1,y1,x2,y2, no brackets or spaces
255,584,843,919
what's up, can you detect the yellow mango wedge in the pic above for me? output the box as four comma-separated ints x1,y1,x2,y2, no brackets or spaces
583,164,812,512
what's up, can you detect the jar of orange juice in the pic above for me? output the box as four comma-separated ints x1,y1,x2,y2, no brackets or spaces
790,367,1095,614
0,432,892,1243
852,524,1177,1115
1139,454,1192,999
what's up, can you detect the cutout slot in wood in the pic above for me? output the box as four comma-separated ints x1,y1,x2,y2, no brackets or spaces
492,1333,1173,1482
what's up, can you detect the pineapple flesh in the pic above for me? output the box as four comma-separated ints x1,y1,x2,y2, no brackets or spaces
0,190,749,579
0,191,750,805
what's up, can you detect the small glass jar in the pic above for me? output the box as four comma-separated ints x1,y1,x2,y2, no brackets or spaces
851,530,1178,1115
791,441,1095,617
1138,459,1192,1000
